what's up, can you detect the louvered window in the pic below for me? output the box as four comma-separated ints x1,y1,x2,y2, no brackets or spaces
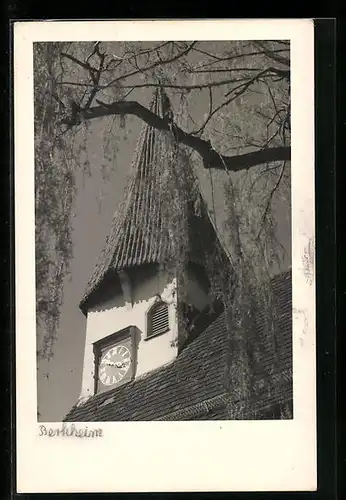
147,301,169,339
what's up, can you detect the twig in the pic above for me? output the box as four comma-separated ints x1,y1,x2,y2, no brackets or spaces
59,76,252,92
253,41,290,67
103,42,197,90
256,160,287,240
193,47,288,64
191,67,267,74
193,70,269,135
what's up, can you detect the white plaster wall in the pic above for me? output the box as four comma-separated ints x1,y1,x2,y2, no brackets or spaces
79,270,178,401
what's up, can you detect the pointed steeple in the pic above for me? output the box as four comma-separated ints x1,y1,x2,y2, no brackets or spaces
80,88,229,313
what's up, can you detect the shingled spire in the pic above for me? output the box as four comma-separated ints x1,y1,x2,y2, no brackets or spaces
80,88,229,314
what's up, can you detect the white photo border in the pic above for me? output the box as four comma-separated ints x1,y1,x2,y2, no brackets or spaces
14,19,316,493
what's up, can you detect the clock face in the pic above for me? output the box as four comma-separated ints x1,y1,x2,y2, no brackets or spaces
98,344,131,387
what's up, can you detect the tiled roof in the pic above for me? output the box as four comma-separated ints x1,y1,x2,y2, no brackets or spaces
80,88,229,313
65,269,292,422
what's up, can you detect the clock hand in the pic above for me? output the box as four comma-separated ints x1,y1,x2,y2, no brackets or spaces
103,360,129,368
106,361,124,368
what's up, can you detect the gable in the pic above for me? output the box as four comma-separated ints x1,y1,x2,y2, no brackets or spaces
65,270,292,422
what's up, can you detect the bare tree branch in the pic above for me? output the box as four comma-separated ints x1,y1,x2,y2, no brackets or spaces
102,41,197,89
194,48,290,69
109,41,171,63
193,69,272,135
61,98,290,172
59,76,253,92
60,51,97,73
253,41,290,67
191,67,270,74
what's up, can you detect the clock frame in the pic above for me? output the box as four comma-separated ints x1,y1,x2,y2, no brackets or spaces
93,326,136,394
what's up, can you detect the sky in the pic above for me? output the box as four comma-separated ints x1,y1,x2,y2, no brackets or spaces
36,42,291,422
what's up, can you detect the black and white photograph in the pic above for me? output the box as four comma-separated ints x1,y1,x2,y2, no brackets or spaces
15,19,316,493
35,38,293,423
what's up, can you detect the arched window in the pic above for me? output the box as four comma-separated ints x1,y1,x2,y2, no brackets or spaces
147,300,170,339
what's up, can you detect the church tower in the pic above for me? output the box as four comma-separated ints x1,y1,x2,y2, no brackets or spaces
77,89,229,404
